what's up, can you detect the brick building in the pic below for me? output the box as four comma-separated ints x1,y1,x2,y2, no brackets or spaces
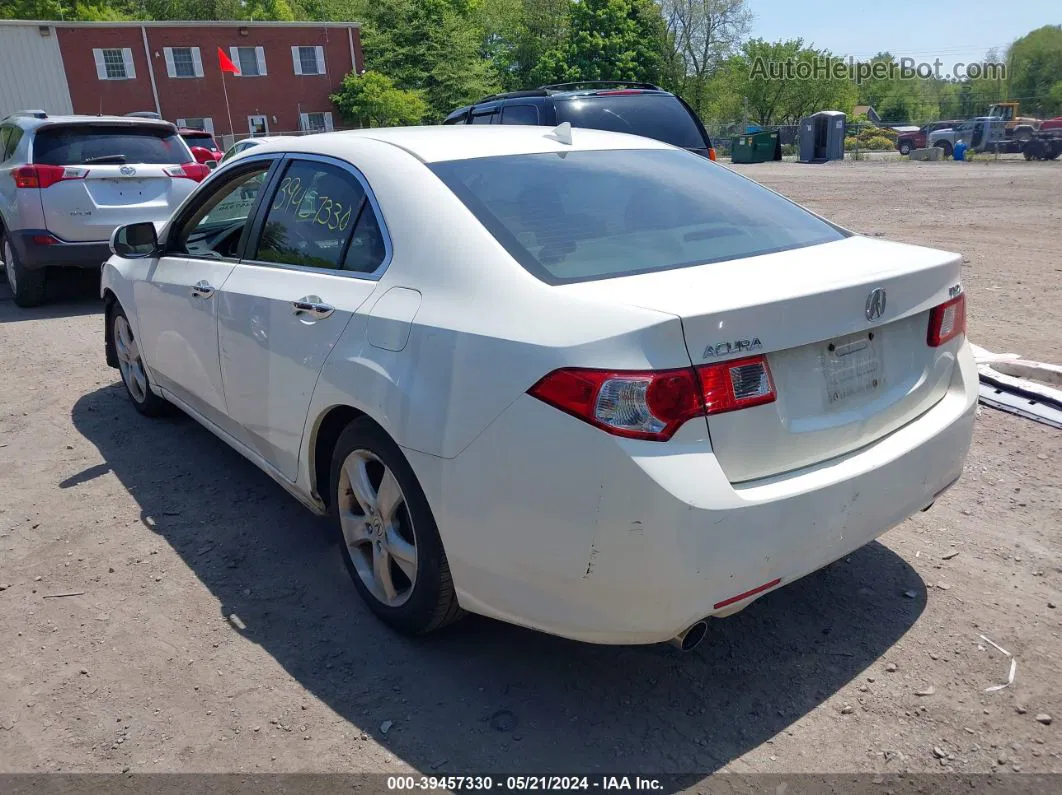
0,20,363,142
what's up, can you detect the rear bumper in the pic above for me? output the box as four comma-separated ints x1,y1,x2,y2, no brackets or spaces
10,231,110,270
412,342,978,645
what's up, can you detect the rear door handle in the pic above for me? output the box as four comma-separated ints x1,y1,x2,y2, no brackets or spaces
191,280,215,299
292,296,335,319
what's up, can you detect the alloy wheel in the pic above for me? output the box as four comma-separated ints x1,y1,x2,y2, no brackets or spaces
114,315,148,403
337,449,418,607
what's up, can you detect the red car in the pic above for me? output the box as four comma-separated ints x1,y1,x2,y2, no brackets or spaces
896,120,961,155
178,128,224,165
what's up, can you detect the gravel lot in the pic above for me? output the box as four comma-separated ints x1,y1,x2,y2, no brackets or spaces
1,159,1059,780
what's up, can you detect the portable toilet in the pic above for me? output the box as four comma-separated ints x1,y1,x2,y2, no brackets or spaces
798,110,846,163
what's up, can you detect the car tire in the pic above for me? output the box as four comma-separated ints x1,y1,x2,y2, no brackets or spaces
110,304,170,417
899,142,911,155
935,141,952,158
330,417,464,635
2,232,47,308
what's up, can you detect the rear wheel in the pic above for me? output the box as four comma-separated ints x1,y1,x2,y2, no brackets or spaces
2,233,47,308
112,305,169,416
330,417,463,635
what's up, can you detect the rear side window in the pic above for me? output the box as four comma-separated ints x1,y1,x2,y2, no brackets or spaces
555,95,706,150
431,149,847,284
32,125,191,166
500,104,540,125
471,110,496,125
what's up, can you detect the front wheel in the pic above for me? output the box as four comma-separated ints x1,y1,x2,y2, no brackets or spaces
330,417,463,635
935,141,953,158
111,305,170,416
899,141,912,155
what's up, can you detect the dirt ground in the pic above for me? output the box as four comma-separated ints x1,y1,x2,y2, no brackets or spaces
0,160,1059,782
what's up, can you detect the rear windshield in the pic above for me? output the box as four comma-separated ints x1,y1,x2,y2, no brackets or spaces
431,149,847,284
182,132,217,148
32,125,191,166
555,95,707,150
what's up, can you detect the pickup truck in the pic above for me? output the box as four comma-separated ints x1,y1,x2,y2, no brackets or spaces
896,120,961,155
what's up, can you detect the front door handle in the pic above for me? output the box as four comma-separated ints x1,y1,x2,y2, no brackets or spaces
292,296,335,319
191,280,215,299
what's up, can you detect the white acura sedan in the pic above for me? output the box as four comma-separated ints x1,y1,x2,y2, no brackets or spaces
101,125,976,650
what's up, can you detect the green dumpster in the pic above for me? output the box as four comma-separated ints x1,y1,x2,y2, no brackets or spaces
731,131,781,163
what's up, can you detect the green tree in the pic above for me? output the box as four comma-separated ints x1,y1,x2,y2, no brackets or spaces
1007,25,1062,117
733,38,855,126
330,70,427,126
478,0,569,90
532,0,666,85
357,0,498,121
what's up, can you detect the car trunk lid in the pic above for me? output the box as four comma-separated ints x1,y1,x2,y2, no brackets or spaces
560,235,965,482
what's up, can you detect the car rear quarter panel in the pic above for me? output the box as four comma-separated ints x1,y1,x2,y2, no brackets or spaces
301,136,692,467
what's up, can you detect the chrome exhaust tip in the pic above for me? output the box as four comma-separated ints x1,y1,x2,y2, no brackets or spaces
669,620,708,652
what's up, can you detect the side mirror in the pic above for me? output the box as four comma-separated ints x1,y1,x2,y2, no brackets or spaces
205,159,218,170
111,222,159,258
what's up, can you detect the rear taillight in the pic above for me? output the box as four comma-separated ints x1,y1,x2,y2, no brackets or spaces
528,354,776,441
697,355,776,415
927,294,966,347
14,165,88,189
165,163,210,182
708,147,717,161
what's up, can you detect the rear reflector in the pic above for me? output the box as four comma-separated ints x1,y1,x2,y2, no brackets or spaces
164,163,210,182
927,293,966,347
708,147,717,161
14,165,88,189
528,354,776,441
714,578,782,610
31,234,61,246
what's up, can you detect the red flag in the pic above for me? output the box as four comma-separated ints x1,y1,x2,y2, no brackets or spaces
217,47,240,75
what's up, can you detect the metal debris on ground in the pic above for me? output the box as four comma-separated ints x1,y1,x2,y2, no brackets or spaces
972,344,1062,430
979,634,1017,692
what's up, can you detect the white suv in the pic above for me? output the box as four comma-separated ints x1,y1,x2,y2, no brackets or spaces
0,111,208,307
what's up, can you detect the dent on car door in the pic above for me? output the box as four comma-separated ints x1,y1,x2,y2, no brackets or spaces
133,159,276,430
217,155,387,481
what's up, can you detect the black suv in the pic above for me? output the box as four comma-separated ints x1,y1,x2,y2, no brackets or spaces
444,82,715,160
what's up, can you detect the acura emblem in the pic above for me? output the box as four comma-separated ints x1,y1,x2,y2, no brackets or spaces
119,165,136,176
865,287,887,321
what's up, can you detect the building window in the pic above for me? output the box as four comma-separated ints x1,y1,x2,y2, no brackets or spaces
232,46,266,77
102,48,126,79
300,112,334,132
248,115,269,136
93,48,135,81
177,117,214,134
165,47,203,79
292,46,325,76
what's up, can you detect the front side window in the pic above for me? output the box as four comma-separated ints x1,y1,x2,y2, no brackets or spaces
174,166,271,259
431,149,847,284
254,160,370,271
102,48,127,80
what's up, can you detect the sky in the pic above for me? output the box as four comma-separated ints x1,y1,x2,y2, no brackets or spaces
749,1,1059,70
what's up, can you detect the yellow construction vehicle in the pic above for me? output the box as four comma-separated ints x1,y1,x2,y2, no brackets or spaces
986,102,1041,142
